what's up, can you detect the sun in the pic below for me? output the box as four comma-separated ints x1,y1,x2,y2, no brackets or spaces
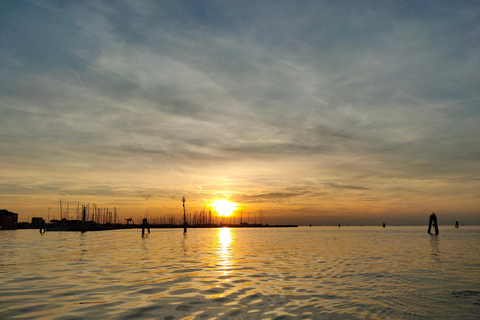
211,199,237,217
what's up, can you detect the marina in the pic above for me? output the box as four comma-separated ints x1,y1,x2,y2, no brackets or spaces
19,199,298,232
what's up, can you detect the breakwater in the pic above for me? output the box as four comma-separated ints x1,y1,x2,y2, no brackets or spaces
44,221,297,232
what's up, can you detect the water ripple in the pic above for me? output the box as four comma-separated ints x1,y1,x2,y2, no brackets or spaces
1,227,479,319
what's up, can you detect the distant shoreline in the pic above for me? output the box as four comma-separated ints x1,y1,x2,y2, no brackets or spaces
34,222,298,232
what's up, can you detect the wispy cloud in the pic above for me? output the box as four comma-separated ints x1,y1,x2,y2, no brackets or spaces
233,191,309,204
1,0,479,224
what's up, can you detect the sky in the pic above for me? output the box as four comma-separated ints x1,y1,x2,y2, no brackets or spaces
1,0,479,225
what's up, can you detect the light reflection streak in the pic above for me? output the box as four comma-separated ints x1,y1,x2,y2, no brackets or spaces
217,228,234,279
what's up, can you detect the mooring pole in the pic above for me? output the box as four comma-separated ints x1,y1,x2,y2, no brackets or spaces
39,220,46,233
142,218,150,236
182,196,187,233
428,212,439,235
428,213,433,234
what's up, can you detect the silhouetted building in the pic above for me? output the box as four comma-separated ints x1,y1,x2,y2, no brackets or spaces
0,209,18,230
31,217,45,229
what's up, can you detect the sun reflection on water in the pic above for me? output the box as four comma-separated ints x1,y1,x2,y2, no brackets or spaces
217,228,233,278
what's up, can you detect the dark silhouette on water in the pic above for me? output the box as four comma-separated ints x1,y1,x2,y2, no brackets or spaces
383,223,386,228
142,218,150,236
427,212,439,235
455,221,459,229
39,220,46,233
182,196,187,233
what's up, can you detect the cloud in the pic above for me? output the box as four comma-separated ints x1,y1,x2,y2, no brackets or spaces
324,182,369,191
233,191,309,204
1,0,479,223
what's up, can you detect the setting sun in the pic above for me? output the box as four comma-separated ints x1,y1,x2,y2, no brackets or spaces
211,199,237,217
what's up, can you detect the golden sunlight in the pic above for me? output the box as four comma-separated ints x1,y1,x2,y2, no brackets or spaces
217,228,233,280
211,199,237,217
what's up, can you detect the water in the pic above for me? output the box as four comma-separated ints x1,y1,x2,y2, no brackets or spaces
1,226,479,319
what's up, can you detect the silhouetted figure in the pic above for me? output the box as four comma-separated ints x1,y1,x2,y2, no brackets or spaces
383,223,386,228
455,221,459,229
427,212,439,235
309,224,312,227
338,223,341,228
142,218,150,236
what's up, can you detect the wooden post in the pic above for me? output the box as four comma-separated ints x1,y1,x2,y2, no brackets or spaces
39,220,46,233
427,212,439,235
142,218,150,236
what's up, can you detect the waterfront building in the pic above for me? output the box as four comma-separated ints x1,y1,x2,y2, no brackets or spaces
0,209,18,230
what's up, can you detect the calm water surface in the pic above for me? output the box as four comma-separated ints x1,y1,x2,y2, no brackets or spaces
1,226,479,319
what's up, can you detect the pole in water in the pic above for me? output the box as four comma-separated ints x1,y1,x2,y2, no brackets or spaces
427,212,439,235
182,196,187,233
142,218,150,236
39,220,46,233
455,221,459,229
338,223,340,228
383,223,386,228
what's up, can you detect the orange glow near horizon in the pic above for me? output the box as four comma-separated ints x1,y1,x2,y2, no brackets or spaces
211,199,238,217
